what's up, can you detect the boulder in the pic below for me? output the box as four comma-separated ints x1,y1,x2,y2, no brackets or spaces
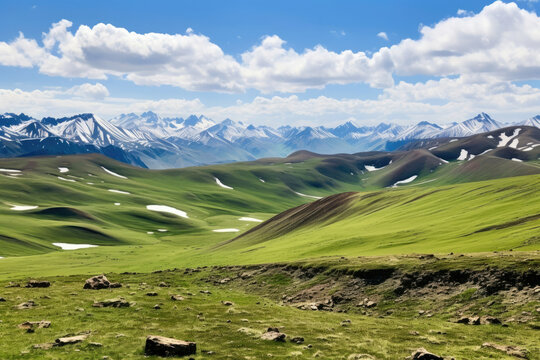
170,295,185,301
261,328,286,342
456,316,481,325
290,337,304,344
481,316,502,325
410,348,444,360
146,292,158,296
25,280,50,288
145,335,196,357
222,301,234,306
92,298,130,308
84,275,121,290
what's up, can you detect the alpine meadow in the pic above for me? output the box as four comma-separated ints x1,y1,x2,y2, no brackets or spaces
0,1,539,359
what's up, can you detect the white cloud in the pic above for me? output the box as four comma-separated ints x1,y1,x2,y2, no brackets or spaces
1,2,540,94
67,82,110,100
456,9,474,16
377,32,389,41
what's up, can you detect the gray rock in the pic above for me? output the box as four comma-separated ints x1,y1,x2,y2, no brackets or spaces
145,335,196,357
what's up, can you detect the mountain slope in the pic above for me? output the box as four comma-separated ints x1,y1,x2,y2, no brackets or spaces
222,174,540,260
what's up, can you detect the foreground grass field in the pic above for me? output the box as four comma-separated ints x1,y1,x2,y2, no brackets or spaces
0,255,538,359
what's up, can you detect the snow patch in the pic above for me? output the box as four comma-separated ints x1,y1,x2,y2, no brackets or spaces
509,138,519,149
0,168,21,173
365,164,386,171
511,158,523,162
58,167,69,173
468,154,476,161
478,149,492,156
58,176,75,182
293,191,322,200
114,202,121,206
157,229,168,232
497,128,521,147
215,177,233,189
101,166,128,179
239,217,263,222
108,189,130,195
259,178,265,183
147,231,154,235
10,205,38,211
449,139,458,142
213,228,240,233
392,175,418,187
146,205,188,218
487,135,494,139
53,243,98,250
457,149,468,161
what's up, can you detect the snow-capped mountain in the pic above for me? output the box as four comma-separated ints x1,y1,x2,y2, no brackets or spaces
439,113,503,138
520,115,540,128
0,111,538,168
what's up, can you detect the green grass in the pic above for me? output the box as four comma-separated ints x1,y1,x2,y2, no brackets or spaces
0,154,539,359
0,267,537,360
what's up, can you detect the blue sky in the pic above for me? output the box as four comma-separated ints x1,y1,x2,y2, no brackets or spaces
1,0,540,126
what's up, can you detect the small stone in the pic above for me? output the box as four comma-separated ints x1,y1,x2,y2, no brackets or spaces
92,298,130,308
146,292,158,296
222,301,234,306
158,282,170,287
410,347,443,360
16,300,36,310
18,320,51,330
84,274,121,290
154,304,161,310
171,295,184,301
290,337,304,344
25,280,50,288
55,334,89,346
261,328,286,342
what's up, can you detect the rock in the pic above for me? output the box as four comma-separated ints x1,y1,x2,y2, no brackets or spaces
365,301,377,308
84,275,121,290
171,295,185,301
0,297,6,302
16,300,36,310
158,282,170,287
18,320,51,330
220,278,231,284
5,282,20,288
33,343,54,350
410,348,444,360
348,354,375,360
261,328,286,342
222,301,234,306
154,304,161,310
482,342,528,358
146,292,158,296
145,335,196,357
25,280,50,288
481,316,502,325
290,337,304,344
92,298,130,308
456,316,481,325
200,290,211,294
89,342,103,347
55,334,89,346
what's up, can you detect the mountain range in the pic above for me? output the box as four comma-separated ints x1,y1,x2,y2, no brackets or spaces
0,111,538,168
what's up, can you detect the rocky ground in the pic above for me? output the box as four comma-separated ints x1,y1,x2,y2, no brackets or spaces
0,256,538,359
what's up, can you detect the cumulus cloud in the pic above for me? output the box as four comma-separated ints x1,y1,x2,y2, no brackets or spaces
377,32,389,41
67,82,110,100
1,1,540,93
